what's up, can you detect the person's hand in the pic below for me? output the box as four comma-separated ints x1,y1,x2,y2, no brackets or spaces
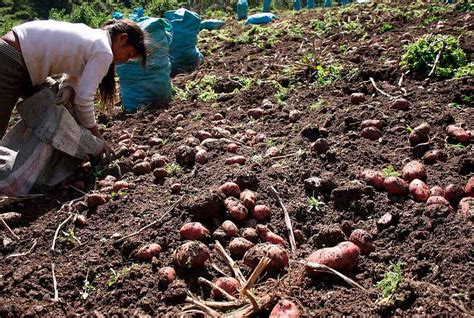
101,140,114,164
56,86,75,105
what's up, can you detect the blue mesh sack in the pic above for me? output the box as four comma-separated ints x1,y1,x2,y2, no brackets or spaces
164,8,203,75
245,13,277,25
200,19,225,30
237,0,248,20
116,17,173,112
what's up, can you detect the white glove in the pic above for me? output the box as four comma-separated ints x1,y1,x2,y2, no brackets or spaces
55,86,75,105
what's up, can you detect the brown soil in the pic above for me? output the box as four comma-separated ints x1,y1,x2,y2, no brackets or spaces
1,3,473,317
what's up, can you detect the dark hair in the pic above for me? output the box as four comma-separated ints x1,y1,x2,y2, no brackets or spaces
99,19,147,109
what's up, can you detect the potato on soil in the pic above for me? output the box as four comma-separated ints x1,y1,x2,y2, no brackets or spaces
409,123,430,145
195,130,212,142
241,227,259,242
132,161,152,175
458,198,474,218
361,127,382,140
358,169,385,190
294,229,306,242
243,243,289,271
423,149,447,164
150,154,170,169
311,138,330,154
361,119,382,129
240,189,257,211
409,179,430,202
0,212,22,226
444,183,465,204
180,222,209,241
383,177,409,196
350,92,366,104
195,149,209,164
426,196,450,207
305,241,360,274
173,241,210,268
248,108,265,119
227,143,239,153
112,180,129,192
256,224,286,246
465,177,474,197
134,243,162,261
221,220,238,237
265,146,281,157
224,197,248,221
225,155,246,165
86,193,108,209
430,186,445,197
219,182,241,198
402,160,426,182
75,214,87,227
176,145,196,167
349,229,374,255
446,125,469,143
229,237,255,258
211,277,240,299
252,205,271,221
131,149,146,161
157,266,176,287
170,183,182,194
270,299,300,318
390,98,410,111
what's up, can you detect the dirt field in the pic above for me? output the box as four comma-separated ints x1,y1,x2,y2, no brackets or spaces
1,2,473,317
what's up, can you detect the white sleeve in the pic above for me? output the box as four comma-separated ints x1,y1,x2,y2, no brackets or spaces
73,52,113,128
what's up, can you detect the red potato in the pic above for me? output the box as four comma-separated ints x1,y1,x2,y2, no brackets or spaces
248,108,265,119
173,241,210,268
390,98,410,111
402,160,426,182
211,277,240,299
170,183,182,194
219,182,241,198
132,149,146,161
221,220,239,237
153,168,169,179
243,243,289,271
444,183,465,204
311,138,330,154
358,169,385,190
446,125,469,143
157,267,176,287
195,149,209,164
270,299,300,318
252,205,271,221
305,241,360,275
361,119,382,129
75,214,87,227
225,156,246,165
426,196,450,207
349,229,374,255
195,130,212,142
430,186,445,197
148,137,163,146
465,177,474,197
112,180,129,192
265,146,281,157
224,197,248,221
229,237,255,257
132,162,152,175
86,193,108,209
118,133,129,142
227,143,239,153
150,154,170,169
350,92,366,104
361,127,382,140
135,243,162,261
180,222,209,241
185,136,200,147
409,123,430,145
294,229,306,242
423,149,447,164
409,179,430,202
256,224,286,246
240,190,257,211
384,177,409,196
241,227,259,242
458,198,474,218
98,175,116,188
0,212,21,226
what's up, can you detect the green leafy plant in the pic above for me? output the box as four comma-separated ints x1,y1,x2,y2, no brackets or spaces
400,34,469,79
446,142,466,150
376,262,404,301
309,98,327,111
193,112,203,121
107,265,136,288
264,138,276,147
165,162,182,176
382,165,400,177
405,126,414,133
111,190,127,199
307,196,324,212
380,22,394,33
80,270,95,300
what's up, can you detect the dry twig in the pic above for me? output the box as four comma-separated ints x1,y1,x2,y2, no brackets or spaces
300,261,366,291
198,277,238,301
269,186,297,254
214,241,246,284
428,41,446,78
6,239,37,259
369,77,394,99
114,197,182,244
1,218,20,240
185,295,220,317
51,214,73,252
52,263,59,302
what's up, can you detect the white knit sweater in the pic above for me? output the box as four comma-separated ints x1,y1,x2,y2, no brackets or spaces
13,20,113,128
